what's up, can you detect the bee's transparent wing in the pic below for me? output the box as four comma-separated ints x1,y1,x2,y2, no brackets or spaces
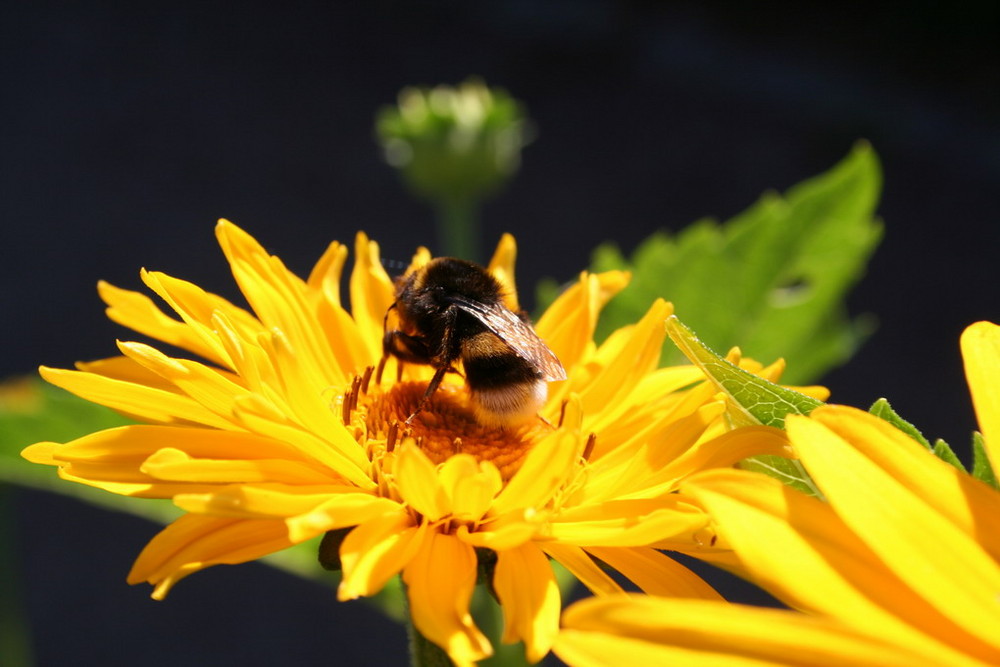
450,296,567,381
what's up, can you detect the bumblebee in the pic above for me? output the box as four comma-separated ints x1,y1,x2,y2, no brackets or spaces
380,257,566,427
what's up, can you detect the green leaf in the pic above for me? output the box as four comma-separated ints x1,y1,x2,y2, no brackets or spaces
971,432,999,490
589,142,883,384
932,439,966,472
665,316,822,497
868,398,932,449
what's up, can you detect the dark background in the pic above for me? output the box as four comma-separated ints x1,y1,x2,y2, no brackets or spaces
3,2,998,665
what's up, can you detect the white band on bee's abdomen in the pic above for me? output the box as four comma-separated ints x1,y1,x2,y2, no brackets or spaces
470,380,547,427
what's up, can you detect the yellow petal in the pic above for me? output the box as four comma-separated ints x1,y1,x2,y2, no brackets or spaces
404,246,432,276
494,542,560,662
98,281,229,367
550,497,708,546
580,402,724,504
21,442,57,465
402,532,492,667
555,595,964,667
349,231,395,363
438,454,502,522
231,395,373,490
454,520,539,550
339,510,422,600
541,543,623,596
807,405,1000,561
683,469,990,662
486,233,520,311
787,411,1000,654
312,297,372,379
535,271,629,373
306,240,348,308
215,221,347,384
581,364,707,452
117,341,247,425
173,483,366,519
32,424,331,496
75,355,197,391
283,494,405,543
139,269,251,369
256,327,358,450
574,299,672,422
663,424,792,481
492,417,582,516
141,448,335,485
40,366,234,429
393,445,448,521
961,321,1000,473
586,546,723,600
127,514,295,599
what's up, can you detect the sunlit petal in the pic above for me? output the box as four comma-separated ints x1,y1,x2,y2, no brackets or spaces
339,511,422,600
962,321,1000,470
486,232,520,312
788,411,1000,653
403,532,491,667
556,595,953,667
494,542,559,662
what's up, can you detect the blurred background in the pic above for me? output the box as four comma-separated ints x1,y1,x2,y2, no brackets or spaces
2,1,998,664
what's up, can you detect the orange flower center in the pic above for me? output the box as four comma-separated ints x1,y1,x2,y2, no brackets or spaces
345,372,547,479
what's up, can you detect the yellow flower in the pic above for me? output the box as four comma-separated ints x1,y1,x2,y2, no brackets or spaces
23,221,788,666
556,321,1000,666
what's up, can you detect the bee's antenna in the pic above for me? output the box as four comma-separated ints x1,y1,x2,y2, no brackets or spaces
381,257,409,272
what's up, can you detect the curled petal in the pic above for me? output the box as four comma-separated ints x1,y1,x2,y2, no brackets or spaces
127,514,296,599
339,510,422,600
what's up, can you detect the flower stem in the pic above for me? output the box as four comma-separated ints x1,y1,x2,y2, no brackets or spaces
403,581,454,667
407,618,454,667
435,196,480,263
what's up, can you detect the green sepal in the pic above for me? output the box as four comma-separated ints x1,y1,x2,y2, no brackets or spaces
932,439,966,472
318,527,351,571
868,398,932,449
736,456,821,498
665,315,822,497
971,432,999,490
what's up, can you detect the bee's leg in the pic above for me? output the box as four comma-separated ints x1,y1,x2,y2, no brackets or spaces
405,306,459,425
406,365,448,426
375,354,389,385
377,302,398,386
